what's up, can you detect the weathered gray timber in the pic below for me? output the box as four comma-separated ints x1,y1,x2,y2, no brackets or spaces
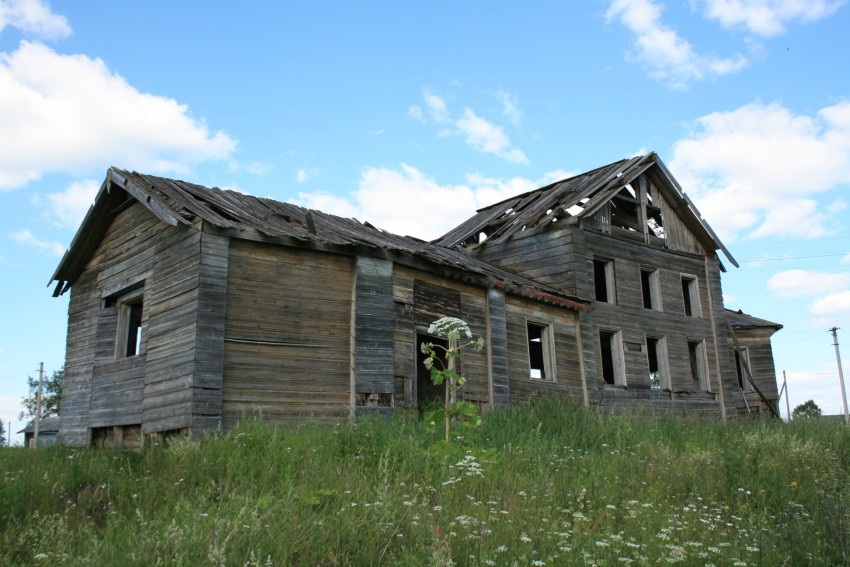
438,152,777,418
52,153,782,446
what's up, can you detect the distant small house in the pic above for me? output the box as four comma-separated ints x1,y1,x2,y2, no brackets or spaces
18,416,61,447
50,152,783,447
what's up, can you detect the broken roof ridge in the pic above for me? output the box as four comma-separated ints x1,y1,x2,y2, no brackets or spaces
472,155,640,214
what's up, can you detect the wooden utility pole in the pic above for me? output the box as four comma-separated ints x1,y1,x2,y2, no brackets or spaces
33,362,44,449
829,328,849,425
782,371,790,421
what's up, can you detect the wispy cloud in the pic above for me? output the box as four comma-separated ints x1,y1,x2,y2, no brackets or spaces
456,108,529,164
0,0,71,39
606,0,748,89
43,178,99,229
671,100,850,240
0,41,236,190
497,90,523,125
9,228,64,255
410,91,529,164
702,0,845,37
295,167,319,183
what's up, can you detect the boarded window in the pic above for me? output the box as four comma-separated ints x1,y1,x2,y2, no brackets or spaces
688,340,709,391
599,330,625,386
646,337,670,390
641,268,660,310
681,276,700,317
527,321,555,381
593,259,615,303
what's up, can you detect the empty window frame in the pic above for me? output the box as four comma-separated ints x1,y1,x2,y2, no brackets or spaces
527,321,555,381
593,258,615,303
735,347,752,391
646,336,670,390
644,184,665,239
688,340,709,391
681,275,701,317
111,287,144,358
599,329,626,386
640,268,661,310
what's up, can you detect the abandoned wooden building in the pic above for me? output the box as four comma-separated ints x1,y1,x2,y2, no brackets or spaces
51,152,782,447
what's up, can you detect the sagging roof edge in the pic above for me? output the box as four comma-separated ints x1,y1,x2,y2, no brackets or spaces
50,169,197,295
51,170,590,313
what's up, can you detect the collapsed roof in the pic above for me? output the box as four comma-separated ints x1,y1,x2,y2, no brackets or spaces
436,153,737,268
50,168,588,311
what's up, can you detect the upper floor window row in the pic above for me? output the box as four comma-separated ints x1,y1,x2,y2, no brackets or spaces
593,259,703,318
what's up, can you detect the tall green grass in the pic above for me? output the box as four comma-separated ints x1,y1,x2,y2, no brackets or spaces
1,401,848,566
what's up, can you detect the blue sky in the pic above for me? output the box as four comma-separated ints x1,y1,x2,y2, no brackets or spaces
2,0,849,442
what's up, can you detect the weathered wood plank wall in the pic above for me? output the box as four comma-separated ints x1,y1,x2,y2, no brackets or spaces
353,257,395,416
192,229,230,431
221,240,353,427
61,198,209,442
393,267,491,407
504,296,584,403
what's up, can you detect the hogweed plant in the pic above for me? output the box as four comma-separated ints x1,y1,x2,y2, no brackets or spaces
420,317,485,443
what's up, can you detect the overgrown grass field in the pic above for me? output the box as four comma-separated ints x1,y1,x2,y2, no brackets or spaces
2,401,848,566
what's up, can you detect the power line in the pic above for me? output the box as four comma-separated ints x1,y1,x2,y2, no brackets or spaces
731,236,850,248
737,251,848,263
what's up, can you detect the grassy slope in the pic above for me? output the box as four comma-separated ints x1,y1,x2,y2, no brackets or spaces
1,401,848,566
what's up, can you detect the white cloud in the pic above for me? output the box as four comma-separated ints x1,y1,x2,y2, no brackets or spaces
702,0,845,37
296,168,319,183
423,92,450,123
671,100,850,240
295,165,568,240
842,253,850,264
767,269,850,298
44,178,99,229
497,90,523,125
456,108,530,164
811,290,850,326
411,91,529,164
606,0,748,89
0,41,236,190
9,228,64,255
0,0,70,39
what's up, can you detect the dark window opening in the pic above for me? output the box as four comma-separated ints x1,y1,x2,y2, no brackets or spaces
594,259,614,303
599,330,623,386
688,340,708,390
681,277,699,317
611,190,641,232
126,300,143,357
735,348,751,390
416,334,448,411
647,338,660,390
641,269,658,310
527,322,553,380
110,285,145,359
646,205,665,238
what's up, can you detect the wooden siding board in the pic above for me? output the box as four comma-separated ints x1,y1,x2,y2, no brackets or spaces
487,288,510,407
222,241,353,425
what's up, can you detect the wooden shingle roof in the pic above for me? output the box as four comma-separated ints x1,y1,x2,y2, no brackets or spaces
50,168,588,311
725,309,783,332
